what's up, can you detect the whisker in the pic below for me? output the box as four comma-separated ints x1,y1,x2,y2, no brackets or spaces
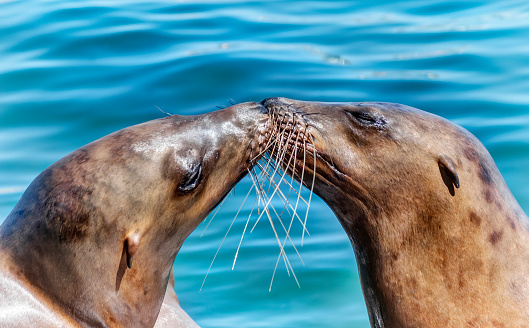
264,121,307,291
255,181,305,263
262,120,310,238
155,105,172,116
252,116,282,162
232,170,261,270
272,128,307,284
289,126,307,228
301,133,317,247
266,123,293,194
280,126,302,208
269,253,281,291
257,183,290,273
201,181,255,291
200,192,229,237
260,198,301,292
254,153,278,215
255,161,310,235
273,128,308,287
250,132,297,232
245,108,316,290
248,167,294,271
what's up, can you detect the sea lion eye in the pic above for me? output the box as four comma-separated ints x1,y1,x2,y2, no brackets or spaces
178,163,202,192
347,110,377,124
346,110,386,128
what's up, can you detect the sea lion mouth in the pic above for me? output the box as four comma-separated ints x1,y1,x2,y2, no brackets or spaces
261,98,346,182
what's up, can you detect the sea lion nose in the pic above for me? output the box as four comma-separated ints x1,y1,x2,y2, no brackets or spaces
261,97,289,111
260,97,275,109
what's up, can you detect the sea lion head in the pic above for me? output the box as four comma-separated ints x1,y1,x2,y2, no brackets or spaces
261,97,474,229
120,101,271,246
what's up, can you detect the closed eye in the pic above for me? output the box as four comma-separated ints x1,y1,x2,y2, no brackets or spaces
346,110,386,128
178,163,202,192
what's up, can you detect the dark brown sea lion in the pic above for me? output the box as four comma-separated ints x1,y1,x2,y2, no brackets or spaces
0,102,270,327
262,97,529,328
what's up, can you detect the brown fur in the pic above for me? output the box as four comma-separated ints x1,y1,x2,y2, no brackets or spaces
0,102,270,327
263,97,529,328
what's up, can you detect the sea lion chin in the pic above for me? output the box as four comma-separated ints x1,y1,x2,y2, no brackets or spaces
262,97,529,328
0,101,270,327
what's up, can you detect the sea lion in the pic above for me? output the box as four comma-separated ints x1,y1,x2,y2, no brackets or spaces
0,101,270,327
261,97,529,328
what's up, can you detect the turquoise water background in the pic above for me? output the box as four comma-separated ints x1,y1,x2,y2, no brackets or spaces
1,1,529,327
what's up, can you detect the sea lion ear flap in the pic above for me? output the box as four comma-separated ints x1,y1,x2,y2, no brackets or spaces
125,231,141,269
438,155,460,192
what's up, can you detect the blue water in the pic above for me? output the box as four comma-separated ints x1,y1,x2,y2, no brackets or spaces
1,1,529,327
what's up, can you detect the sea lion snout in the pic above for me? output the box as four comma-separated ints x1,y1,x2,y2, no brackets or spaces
261,97,290,108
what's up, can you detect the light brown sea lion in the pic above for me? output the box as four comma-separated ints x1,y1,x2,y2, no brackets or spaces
0,102,270,327
262,97,529,328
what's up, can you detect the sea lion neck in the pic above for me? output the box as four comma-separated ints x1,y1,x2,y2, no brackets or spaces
0,151,186,327
326,166,529,327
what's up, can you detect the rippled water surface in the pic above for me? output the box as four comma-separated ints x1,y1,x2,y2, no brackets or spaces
1,1,529,327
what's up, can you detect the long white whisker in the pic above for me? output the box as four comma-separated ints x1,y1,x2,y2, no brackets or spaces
289,126,307,238
232,171,261,270
279,127,302,217
250,133,297,232
200,193,229,237
260,192,300,291
255,182,304,264
249,167,291,269
201,183,255,291
301,134,317,247
266,115,293,192
276,128,306,282
255,162,310,234
262,110,306,291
